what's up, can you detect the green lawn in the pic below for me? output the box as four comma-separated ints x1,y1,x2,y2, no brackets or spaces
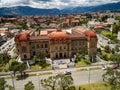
101,31,112,36
101,31,118,42
55,82,111,90
30,64,51,71
101,51,112,61
78,82,111,90
76,67,101,72
75,59,91,67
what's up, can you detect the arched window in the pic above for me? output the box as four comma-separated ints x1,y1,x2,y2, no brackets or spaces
60,46,62,50
56,53,58,58
33,51,36,56
24,55,27,59
64,52,66,58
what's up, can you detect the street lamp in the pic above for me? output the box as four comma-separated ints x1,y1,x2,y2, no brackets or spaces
9,71,15,90
36,73,40,90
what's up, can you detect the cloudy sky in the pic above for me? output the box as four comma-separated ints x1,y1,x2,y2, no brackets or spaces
0,0,120,9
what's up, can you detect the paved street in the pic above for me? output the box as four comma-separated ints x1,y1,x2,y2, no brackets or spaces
6,69,104,90
0,37,16,58
97,34,116,49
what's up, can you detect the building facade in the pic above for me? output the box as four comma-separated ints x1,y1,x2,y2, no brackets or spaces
15,27,97,62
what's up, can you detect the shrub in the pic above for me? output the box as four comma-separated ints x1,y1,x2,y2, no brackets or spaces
69,86,76,90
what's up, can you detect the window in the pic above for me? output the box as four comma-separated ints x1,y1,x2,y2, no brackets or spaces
37,44,39,48
33,51,36,56
22,46,27,52
41,44,43,48
79,41,81,45
60,46,62,50
64,52,66,57
32,45,35,49
24,55,27,59
64,46,66,49
45,44,48,48
56,46,58,50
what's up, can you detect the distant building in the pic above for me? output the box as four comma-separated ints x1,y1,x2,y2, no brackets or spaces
107,18,119,24
15,27,97,63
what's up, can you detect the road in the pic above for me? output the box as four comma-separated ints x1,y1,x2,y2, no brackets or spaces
97,34,116,49
6,69,104,90
0,37,17,58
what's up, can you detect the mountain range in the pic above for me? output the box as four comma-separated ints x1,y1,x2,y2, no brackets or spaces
0,2,120,16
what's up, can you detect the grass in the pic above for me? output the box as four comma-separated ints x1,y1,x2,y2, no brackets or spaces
30,65,40,71
2,72,53,79
28,72,52,77
101,51,112,61
30,64,51,71
75,59,91,67
77,67,101,71
101,31,118,42
54,82,111,90
78,82,111,90
101,31,112,36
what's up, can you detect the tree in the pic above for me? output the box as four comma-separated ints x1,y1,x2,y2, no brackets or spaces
111,48,115,54
81,46,87,56
104,45,111,53
101,15,108,22
17,63,26,77
41,75,58,90
20,20,28,29
9,61,26,77
34,50,46,61
97,48,101,54
24,81,34,90
57,74,73,90
115,45,119,52
36,27,41,35
110,54,120,67
41,74,73,90
0,52,11,71
112,24,120,34
0,78,6,90
38,61,50,69
102,68,120,90
9,61,19,76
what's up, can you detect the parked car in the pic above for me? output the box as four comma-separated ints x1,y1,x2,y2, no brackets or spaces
101,64,107,70
64,71,71,75
111,65,118,69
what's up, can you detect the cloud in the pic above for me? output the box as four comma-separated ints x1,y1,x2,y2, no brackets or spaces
0,0,120,9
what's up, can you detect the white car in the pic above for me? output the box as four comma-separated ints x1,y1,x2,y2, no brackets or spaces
64,71,71,75
102,65,107,70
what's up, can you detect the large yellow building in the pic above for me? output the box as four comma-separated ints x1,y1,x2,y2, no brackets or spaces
15,27,97,63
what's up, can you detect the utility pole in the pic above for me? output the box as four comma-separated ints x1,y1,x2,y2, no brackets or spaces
36,73,40,90
88,68,90,89
10,71,15,90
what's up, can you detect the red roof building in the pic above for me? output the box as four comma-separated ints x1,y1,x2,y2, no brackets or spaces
15,28,97,62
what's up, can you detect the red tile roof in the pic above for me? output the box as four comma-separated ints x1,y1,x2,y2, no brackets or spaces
30,36,49,40
70,34,86,39
84,30,97,38
49,30,70,40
